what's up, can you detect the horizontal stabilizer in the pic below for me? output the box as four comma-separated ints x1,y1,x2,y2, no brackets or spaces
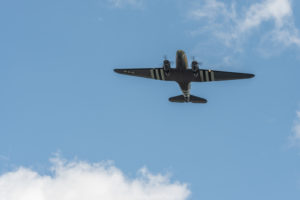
169,95,186,103
169,95,207,103
190,95,207,103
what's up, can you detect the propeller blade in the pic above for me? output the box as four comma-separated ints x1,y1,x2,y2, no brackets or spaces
191,56,203,66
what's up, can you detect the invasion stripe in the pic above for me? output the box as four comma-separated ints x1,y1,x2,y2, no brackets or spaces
205,70,209,81
150,69,154,79
211,71,215,81
160,69,165,80
200,70,204,82
153,69,157,79
155,69,161,80
157,69,162,80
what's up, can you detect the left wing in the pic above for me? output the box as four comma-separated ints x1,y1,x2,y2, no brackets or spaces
114,68,167,80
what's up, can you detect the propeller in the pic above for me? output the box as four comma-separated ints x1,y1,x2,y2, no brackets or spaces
162,55,174,65
192,56,203,66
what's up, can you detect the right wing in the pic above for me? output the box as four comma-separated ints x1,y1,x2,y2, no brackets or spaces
114,68,167,80
194,69,254,82
212,70,255,81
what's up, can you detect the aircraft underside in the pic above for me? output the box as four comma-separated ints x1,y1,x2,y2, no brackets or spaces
114,50,254,103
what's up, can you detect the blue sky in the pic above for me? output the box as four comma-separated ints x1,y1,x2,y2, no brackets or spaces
1,0,300,199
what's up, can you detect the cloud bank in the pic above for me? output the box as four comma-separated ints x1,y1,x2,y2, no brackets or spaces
189,0,300,50
0,158,190,200
289,111,300,146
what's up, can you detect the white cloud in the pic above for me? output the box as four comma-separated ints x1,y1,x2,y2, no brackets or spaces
189,0,300,49
0,157,190,200
108,0,144,8
289,111,300,146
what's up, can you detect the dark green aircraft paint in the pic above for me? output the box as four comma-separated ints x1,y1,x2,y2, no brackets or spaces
114,50,254,103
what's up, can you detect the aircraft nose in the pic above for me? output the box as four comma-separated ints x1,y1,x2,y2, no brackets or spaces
176,50,185,57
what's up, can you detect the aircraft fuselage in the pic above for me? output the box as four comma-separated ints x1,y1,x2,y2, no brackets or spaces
176,50,189,71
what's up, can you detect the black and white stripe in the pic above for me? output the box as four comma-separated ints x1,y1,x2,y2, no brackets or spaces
199,70,215,82
182,90,190,97
150,69,166,80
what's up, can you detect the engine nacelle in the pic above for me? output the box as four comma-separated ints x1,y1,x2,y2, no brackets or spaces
163,60,171,75
192,61,199,72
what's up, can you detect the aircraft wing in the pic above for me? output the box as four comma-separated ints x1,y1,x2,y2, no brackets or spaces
114,68,254,82
114,68,167,80
194,70,254,82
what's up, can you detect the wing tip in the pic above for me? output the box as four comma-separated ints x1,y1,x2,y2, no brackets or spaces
114,69,122,74
249,73,255,78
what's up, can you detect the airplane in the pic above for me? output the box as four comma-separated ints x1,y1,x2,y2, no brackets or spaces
114,50,254,103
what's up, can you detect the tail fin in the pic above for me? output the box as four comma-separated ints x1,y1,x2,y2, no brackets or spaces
169,95,207,103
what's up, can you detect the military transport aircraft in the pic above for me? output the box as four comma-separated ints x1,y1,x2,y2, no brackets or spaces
114,50,254,103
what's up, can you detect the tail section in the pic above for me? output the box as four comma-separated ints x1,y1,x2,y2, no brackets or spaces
190,95,207,103
169,95,207,103
169,95,186,103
